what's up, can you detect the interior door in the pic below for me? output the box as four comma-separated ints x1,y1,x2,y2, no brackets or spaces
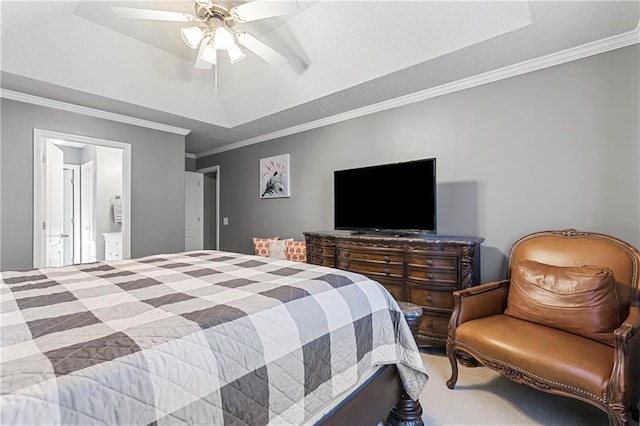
46,142,65,267
62,168,75,265
81,161,96,263
185,171,204,251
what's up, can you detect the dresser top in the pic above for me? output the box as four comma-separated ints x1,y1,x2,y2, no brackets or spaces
304,230,484,245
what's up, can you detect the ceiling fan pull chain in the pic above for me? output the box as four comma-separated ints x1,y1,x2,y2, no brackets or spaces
214,65,218,94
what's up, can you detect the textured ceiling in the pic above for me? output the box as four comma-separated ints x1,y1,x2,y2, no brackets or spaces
1,1,639,155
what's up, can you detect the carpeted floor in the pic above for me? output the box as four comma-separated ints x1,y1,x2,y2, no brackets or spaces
418,347,639,426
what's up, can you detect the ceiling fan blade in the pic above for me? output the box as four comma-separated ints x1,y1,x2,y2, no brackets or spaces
231,0,300,23
237,32,288,65
111,7,194,22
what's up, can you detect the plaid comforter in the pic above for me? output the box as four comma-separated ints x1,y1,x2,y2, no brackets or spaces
1,251,428,425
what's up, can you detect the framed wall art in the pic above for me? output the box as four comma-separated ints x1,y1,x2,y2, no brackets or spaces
259,153,290,198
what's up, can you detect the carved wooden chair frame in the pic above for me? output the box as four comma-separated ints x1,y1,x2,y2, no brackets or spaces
446,229,640,426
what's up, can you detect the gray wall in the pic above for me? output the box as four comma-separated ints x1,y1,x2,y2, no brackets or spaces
198,45,640,282
1,99,186,269
185,156,196,172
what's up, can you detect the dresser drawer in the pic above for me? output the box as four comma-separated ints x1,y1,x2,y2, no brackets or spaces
407,254,457,270
309,255,334,267
106,251,122,261
407,266,457,285
337,249,403,264
337,259,404,278
310,245,335,257
376,278,405,301
417,311,450,338
408,286,454,311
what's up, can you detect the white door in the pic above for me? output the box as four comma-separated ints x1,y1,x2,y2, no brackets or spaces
63,168,74,265
81,161,96,263
46,142,65,267
185,171,204,251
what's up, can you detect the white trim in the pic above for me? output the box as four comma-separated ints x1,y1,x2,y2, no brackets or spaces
33,129,132,267
196,165,220,251
2,90,191,136
33,135,46,267
195,26,640,158
185,153,196,159
63,164,81,265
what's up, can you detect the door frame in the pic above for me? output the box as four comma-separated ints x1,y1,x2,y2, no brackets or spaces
33,129,132,267
196,165,220,250
63,164,81,265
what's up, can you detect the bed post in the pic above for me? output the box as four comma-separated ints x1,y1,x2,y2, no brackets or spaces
386,393,424,426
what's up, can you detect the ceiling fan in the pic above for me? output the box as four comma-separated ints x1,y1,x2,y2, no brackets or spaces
112,0,299,87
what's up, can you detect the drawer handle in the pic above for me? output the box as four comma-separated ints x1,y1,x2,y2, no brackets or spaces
426,259,433,266
344,251,349,257
384,255,390,263
427,321,433,329
427,273,433,279
363,254,368,260
426,295,433,303
384,268,390,276
319,248,323,254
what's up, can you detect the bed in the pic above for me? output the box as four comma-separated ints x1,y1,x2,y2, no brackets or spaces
1,250,428,425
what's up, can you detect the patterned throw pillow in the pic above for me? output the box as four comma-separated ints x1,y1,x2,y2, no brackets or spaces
286,240,307,262
268,239,293,259
253,237,279,257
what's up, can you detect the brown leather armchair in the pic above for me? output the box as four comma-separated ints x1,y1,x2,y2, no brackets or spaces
446,229,640,425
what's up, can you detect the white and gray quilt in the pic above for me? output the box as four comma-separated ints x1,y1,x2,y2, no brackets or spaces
1,250,428,425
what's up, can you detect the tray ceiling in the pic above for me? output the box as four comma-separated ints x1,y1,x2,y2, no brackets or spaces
1,1,638,155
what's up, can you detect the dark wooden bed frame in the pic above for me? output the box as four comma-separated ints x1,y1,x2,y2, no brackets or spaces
317,364,424,426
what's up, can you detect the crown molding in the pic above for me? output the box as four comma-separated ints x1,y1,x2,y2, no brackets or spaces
2,22,637,158
0,89,191,136
196,25,640,158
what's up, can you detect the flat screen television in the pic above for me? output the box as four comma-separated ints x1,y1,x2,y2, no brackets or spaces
334,158,436,234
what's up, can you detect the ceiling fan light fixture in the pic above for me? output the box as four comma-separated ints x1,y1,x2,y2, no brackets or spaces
181,26,204,49
199,38,218,65
213,26,235,50
226,43,246,64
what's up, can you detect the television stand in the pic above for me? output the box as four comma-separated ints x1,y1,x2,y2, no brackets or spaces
304,231,483,347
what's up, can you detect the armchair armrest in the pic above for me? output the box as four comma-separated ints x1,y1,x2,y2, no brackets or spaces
609,305,640,410
449,280,510,328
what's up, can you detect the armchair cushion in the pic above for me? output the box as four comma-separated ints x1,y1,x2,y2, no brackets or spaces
505,260,621,346
455,314,615,398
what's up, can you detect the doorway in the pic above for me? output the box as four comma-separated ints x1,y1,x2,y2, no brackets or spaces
33,129,131,268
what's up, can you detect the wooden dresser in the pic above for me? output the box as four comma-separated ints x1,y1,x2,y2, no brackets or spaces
304,231,483,347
